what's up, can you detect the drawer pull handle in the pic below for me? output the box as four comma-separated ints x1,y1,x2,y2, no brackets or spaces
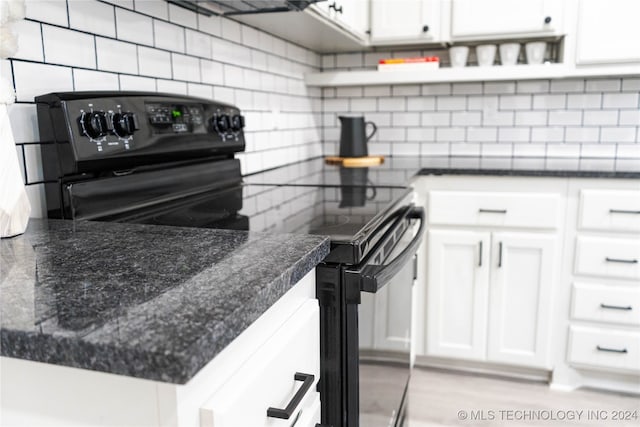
479,209,507,214
600,303,633,311
609,209,640,214
478,241,483,267
596,345,628,354
267,372,315,419
605,257,638,264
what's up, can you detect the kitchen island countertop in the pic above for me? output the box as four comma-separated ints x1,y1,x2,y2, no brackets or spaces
0,219,329,384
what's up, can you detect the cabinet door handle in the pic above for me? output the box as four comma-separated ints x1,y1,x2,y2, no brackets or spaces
605,257,638,264
422,25,429,33
544,16,552,24
478,241,483,267
329,2,342,13
498,242,503,268
596,345,628,354
267,372,315,419
479,209,507,214
600,303,633,311
609,209,640,214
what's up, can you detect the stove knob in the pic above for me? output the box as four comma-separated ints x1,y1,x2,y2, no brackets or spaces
112,112,138,137
213,114,231,133
231,114,245,131
80,112,108,139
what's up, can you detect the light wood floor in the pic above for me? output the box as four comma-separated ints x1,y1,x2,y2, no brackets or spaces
408,368,640,426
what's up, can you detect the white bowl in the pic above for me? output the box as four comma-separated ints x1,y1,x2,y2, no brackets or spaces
499,43,520,66
476,44,497,67
525,42,546,65
449,46,469,68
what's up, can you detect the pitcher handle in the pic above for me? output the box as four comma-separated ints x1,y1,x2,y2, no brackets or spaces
365,121,377,142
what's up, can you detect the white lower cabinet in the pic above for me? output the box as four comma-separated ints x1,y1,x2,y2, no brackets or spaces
200,300,320,427
426,229,555,369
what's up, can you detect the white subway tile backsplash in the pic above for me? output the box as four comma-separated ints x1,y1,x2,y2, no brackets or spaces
379,97,406,111
173,53,201,82
421,112,450,126
73,69,119,90
619,110,640,125
565,127,599,143
600,127,636,143
532,94,566,109
580,144,617,158
119,74,156,91
516,80,549,94
321,55,335,69
221,18,242,44
11,20,43,62
365,112,391,126
8,104,39,143
223,64,244,88
452,83,482,95
154,20,186,53
200,60,225,86
116,8,153,45
450,142,480,156
350,98,377,112
622,78,640,92
512,143,546,157
324,98,349,112
364,52,390,67
547,144,580,158
377,128,406,141
407,97,435,111
336,53,363,68
156,79,188,95
25,0,68,26
617,145,640,158
198,14,221,37
96,37,138,74
585,79,621,92
407,128,435,142
567,93,602,109
499,94,531,110
583,110,618,126
68,0,116,38
498,127,530,142
392,112,420,126
24,145,44,183
602,93,639,109
15,146,26,183
392,85,421,96
481,143,512,157
467,127,497,142
550,79,584,93
43,26,96,69
13,61,73,102
436,127,465,142
467,95,498,111
484,82,516,94
168,3,197,29
185,29,212,58
436,96,466,111
364,86,391,97
420,142,450,155
515,111,547,126
187,83,214,99
422,83,451,95
531,127,564,143
391,142,420,155
548,110,582,126
135,0,169,19
452,111,481,126
482,111,514,126
139,46,172,78
336,86,363,97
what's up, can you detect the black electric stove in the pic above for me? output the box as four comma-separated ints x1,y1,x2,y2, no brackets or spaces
36,92,423,427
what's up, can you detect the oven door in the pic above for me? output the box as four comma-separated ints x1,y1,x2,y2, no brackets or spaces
345,205,425,427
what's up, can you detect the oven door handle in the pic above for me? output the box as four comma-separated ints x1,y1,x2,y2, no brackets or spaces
348,206,425,293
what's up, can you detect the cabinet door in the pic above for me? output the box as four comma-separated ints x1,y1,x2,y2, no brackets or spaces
425,230,490,361
487,233,556,368
370,0,442,43
451,0,559,39
336,0,370,36
576,0,640,64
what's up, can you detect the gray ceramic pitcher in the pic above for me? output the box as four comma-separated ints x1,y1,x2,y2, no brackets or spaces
338,116,377,158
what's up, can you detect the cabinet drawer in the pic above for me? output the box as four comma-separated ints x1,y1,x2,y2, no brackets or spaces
572,283,640,326
575,236,640,280
579,190,640,232
428,191,560,229
568,326,640,374
200,300,320,427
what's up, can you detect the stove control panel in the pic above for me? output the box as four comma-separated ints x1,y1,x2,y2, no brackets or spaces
36,92,246,174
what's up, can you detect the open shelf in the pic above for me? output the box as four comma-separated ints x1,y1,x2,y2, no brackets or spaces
304,63,640,87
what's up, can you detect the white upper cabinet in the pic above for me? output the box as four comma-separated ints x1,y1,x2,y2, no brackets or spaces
370,0,446,44
335,0,371,36
450,0,563,40
575,0,640,64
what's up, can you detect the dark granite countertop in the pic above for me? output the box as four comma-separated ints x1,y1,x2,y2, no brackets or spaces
0,219,329,384
244,156,640,187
